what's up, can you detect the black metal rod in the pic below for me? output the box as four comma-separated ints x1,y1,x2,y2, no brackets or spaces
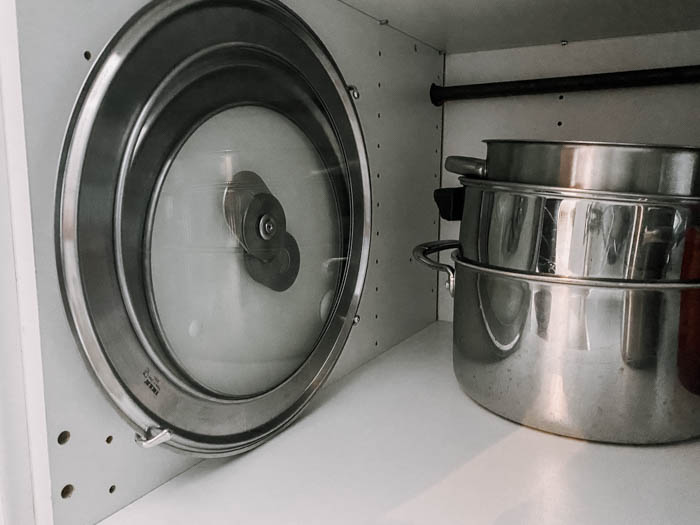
430,64,700,106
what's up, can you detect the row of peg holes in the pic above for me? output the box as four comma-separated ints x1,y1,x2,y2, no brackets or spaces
375,48,385,351
374,44,441,347
57,430,116,498
64,46,121,501
376,46,384,353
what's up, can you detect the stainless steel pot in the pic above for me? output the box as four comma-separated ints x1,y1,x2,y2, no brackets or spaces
458,177,700,282
446,139,700,196
419,139,700,444
415,241,700,444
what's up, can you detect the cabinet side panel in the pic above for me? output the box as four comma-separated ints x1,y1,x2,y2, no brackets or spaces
14,0,442,523
0,0,52,522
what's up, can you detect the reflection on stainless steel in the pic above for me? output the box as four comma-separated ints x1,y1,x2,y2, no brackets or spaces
678,227,700,395
56,0,371,456
322,256,348,272
476,272,529,355
460,178,700,282
621,290,663,368
414,240,700,444
456,256,700,444
533,289,551,338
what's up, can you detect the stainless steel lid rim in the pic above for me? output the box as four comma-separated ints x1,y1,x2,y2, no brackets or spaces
118,49,351,400
453,253,700,290
56,0,370,455
482,138,700,153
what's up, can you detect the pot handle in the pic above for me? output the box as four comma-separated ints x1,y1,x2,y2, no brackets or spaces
413,240,460,297
445,156,487,178
434,187,465,221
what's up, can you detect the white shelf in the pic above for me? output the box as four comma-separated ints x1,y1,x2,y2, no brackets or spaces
343,0,700,53
102,322,700,525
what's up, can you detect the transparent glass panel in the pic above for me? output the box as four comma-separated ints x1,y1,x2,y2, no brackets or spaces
148,106,344,396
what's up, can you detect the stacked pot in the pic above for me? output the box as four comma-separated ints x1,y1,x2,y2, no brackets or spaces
415,140,700,444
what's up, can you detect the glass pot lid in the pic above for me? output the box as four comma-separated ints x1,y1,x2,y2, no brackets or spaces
57,0,370,456
147,106,343,397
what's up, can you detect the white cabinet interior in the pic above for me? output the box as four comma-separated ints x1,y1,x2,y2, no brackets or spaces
342,0,700,52
2,0,700,524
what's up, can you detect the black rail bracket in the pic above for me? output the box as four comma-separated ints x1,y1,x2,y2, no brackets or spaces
430,64,700,106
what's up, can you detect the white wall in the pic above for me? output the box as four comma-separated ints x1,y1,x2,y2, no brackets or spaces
439,29,700,320
0,0,52,522
0,77,36,525
342,0,700,53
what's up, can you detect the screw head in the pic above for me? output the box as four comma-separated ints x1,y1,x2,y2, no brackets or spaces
352,315,360,326
347,85,360,100
258,214,277,240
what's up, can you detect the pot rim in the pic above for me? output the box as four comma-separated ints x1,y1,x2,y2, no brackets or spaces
459,176,700,204
483,138,700,153
453,253,700,290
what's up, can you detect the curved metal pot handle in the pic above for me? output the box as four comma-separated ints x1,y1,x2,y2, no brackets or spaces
445,156,487,178
413,240,460,297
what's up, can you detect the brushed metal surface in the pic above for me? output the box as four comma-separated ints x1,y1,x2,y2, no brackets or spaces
447,140,700,196
416,240,700,443
458,177,700,282
451,257,700,444
488,140,699,195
